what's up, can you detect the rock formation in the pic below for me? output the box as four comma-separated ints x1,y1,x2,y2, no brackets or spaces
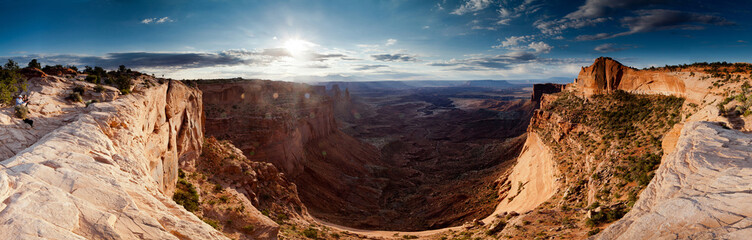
572,57,689,100
0,77,221,239
531,83,565,107
596,121,752,239
197,79,387,229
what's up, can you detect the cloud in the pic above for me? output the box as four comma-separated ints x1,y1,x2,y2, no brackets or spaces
739,40,748,43
423,25,430,29
577,9,735,40
528,41,552,53
385,39,398,46
371,53,417,62
8,48,303,70
141,17,174,24
594,43,629,52
354,64,388,71
565,0,663,19
309,53,347,61
534,17,608,35
260,48,292,57
493,35,533,49
451,0,493,15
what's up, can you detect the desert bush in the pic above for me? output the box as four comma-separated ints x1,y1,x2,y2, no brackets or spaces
72,85,86,95
85,74,100,84
27,59,41,69
0,64,26,105
242,224,254,233
302,227,319,239
173,169,199,212
68,92,83,102
94,84,105,93
113,75,133,94
14,105,28,119
202,218,220,230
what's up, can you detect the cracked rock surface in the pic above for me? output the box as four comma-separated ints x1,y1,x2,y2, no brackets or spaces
597,121,752,240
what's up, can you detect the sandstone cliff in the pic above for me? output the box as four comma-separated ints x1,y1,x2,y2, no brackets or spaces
197,79,387,230
596,121,752,239
0,77,221,239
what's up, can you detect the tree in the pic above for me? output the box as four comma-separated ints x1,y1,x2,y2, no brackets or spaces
4,59,19,71
27,59,41,69
118,65,127,73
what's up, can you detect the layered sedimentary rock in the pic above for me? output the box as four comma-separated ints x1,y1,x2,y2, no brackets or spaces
596,121,752,239
572,57,688,99
531,83,565,104
0,78,221,239
198,79,386,229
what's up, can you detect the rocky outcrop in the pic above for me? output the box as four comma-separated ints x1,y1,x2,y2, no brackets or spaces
19,67,47,79
0,78,220,239
484,132,558,222
531,83,565,105
596,121,752,239
572,57,687,99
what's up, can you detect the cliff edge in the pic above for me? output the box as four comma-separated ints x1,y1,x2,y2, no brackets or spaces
596,121,752,239
0,77,221,239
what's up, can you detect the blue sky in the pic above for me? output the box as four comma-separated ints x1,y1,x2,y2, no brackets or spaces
0,0,750,81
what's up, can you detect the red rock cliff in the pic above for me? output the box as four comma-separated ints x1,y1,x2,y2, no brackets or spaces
572,57,687,98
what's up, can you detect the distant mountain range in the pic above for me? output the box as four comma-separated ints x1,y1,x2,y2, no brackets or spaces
311,77,573,91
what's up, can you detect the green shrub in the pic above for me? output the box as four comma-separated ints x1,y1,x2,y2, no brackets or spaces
202,218,220,230
94,84,105,93
587,228,601,236
0,67,26,105
68,92,83,102
85,75,100,84
302,227,319,239
73,85,86,95
113,75,133,94
242,224,254,233
14,105,28,119
402,235,418,239
173,172,199,212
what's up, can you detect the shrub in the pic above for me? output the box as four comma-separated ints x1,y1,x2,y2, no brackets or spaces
113,75,133,94
27,59,41,69
14,105,28,119
173,170,199,212
72,85,86,95
402,235,418,239
587,228,601,236
202,218,220,230
242,224,254,233
0,68,26,105
68,92,83,102
302,227,319,239
85,75,100,84
94,84,105,93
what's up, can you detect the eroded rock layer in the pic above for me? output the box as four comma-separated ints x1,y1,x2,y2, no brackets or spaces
596,121,752,239
0,78,222,239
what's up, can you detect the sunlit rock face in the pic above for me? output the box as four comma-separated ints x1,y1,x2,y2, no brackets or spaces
597,121,752,239
572,57,687,99
0,78,222,239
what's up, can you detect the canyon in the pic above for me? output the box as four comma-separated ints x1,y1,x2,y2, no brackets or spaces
1,57,751,239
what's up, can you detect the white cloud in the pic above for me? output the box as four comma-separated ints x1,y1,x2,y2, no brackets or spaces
451,0,494,15
141,17,174,24
493,35,533,49
528,41,553,53
385,39,398,46
423,25,430,29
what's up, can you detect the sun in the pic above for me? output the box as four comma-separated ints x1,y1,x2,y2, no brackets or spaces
284,38,311,56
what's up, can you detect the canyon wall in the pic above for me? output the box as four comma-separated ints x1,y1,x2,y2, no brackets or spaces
198,80,387,229
0,78,221,239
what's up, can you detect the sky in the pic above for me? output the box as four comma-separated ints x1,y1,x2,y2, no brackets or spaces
0,0,750,82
